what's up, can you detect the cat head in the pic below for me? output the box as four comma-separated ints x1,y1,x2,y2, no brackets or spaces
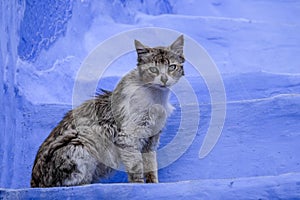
135,35,185,89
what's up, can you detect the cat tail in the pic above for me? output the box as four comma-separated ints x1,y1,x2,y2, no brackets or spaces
95,88,112,96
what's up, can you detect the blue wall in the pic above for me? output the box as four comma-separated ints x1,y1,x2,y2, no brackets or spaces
18,0,73,62
1,0,300,199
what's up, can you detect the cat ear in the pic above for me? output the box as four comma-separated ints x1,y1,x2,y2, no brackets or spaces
134,40,150,55
170,35,184,55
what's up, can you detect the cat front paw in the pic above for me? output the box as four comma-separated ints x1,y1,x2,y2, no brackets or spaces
128,173,145,183
145,171,159,183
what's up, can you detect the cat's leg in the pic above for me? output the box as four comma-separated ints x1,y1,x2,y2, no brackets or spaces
141,104,166,183
116,135,144,183
142,134,160,183
115,104,166,183
141,105,166,183
54,145,99,186
143,151,158,183
122,150,144,183
58,131,118,186
116,132,144,183
31,144,98,187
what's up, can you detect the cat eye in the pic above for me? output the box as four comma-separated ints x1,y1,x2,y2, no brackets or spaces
149,67,159,74
168,64,177,72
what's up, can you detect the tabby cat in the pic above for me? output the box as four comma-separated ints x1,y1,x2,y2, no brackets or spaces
31,35,185,187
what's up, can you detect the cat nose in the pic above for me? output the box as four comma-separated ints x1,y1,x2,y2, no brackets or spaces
160,75,168,85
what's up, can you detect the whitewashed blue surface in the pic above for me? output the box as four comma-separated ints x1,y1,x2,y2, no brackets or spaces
1,0,300,199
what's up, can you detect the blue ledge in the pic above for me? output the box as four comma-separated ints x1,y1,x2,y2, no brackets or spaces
1,173,300,199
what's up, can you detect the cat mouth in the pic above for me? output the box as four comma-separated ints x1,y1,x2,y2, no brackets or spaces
146,83,170,89
157,84,170,89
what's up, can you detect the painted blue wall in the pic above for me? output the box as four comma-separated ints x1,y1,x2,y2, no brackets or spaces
18,0,73,62
1,0,300,199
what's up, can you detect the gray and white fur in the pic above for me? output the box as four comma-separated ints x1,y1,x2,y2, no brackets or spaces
31,35,185,187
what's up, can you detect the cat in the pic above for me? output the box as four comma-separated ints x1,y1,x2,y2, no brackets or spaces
30,35,185,187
